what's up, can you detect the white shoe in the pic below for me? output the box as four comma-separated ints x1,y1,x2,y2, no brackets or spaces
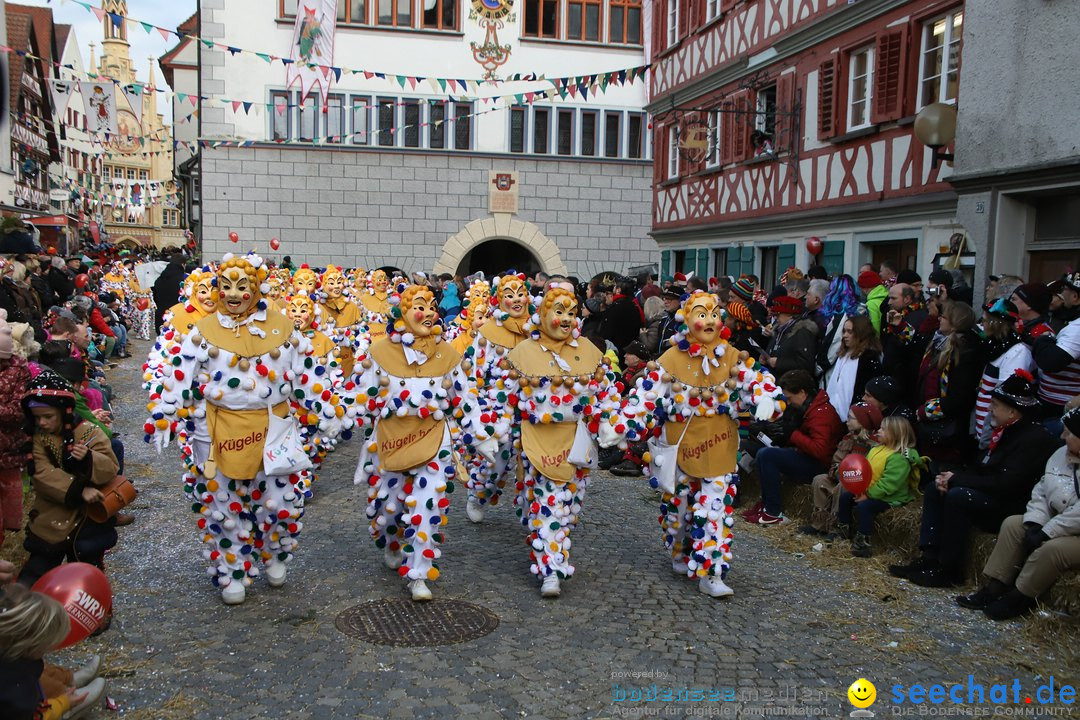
698,575,734,598
540,574,561,598
221,581,246,605
72,654,101,687
672,558,690,575
62,677,105,720
409,579,432,601
384,546,403,570
466,498,485,523
266,561,287,588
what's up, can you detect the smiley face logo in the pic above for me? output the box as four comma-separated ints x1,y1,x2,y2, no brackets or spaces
848,678,877,709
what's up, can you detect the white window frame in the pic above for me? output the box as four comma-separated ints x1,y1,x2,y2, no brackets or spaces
350,95,372,145
667,126,680,179
916,9,963,109
847,45,874,131
666,0,678,48
705,0,719,23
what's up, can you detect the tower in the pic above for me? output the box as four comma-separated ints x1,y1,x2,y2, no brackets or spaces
99,0,132,82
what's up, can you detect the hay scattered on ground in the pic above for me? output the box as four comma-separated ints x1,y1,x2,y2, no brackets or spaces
123,691,205,720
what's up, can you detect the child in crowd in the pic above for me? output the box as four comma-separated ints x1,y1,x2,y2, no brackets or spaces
837,416,926,557
18,370,119,590
610,341,652,477
803,401,882,538
0,310,31,543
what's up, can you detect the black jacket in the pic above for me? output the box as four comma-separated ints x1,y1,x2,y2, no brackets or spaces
599,295,643,357
152,262,186,324
768,316,819,378
29,272,56,310
47,265,74,301
948,419,1062,512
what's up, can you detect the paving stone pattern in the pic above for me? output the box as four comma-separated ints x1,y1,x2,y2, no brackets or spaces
63,343,1073,719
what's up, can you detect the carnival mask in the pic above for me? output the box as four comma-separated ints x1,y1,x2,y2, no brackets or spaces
470,284,491,314
194,279,216,313
404,288,438,338
371,270,389,295
219,268,258,317
499,279,529,319
541,290,577,342
685,293,721,346
287,297,314,330
323,267,345,299
292,269,317,296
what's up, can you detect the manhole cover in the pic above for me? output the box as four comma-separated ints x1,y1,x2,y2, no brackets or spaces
335,598,499,647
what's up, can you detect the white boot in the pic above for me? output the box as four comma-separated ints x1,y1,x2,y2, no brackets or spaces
466,497,485,524
698,575,734,598
409,579,432,601
672,557,690,575
220,581,246,605
540,574,561,598
266,560,287,588
384,546,403,570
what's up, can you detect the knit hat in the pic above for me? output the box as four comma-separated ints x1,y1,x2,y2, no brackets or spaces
0,309,12,360
896,269,921,285
22,368,76,413
622,340,650,361
1011,284,1051,315
725,300,756,328
857,270,883,289
673,272,687,283
769,295,804,315
849,402,884,433
1062,405,1080,438
731,277,755,303
864,375,900,407
991,369,1039,409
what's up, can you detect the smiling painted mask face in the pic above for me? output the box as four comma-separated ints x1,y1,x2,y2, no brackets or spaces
499,279,529,319
194,279,216,313
404,289,438,338
372,270,389,295
541,291,577,342
287,297,314,330
323,269,345,299
685,294,721,346
219,269,257,317
292,269,317,296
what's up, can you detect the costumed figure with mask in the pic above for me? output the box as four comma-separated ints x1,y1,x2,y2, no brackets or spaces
144,267,217,397
490,286,622,597
352,284,490,601
145,252,358,605
460,273,532,523
359,269,392,345
446,278,492,355
291,265,319,299
617,291,784,597
318,264,365,377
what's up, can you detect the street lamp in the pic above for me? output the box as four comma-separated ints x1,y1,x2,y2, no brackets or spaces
913,102,957,169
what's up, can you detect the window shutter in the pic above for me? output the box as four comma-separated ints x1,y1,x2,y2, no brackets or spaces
653,123,665,182
678,0,689,38
777,244,796,276
696,248,710,278
817,56,839,140
871,27,908,124
731,89,752,162
775,70,797,152
719,99,735,165
653,0,665,51
660,250,672,282
821,240,844,278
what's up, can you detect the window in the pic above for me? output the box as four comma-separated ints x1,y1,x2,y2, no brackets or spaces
608,0,642,44
705,0,719,22
627,112,645,159
667,126,679,179
128,169,138,180
524,0,559,37
567,0,602,41
350,0,368,22
271,91,290,140
403,100,421,148
712,248,727,277
705,110,721,167
557,109,574,155
139,170,148,181
327,94,345,143
510,107,528,153
378,0,412,27
298,95,317,142
423,0,457,30
377,97,396,146
351,96,370,144
453,103,472,150
604,112,621,158
533,107,551,154
580,110,598,155
918,10,963,108
666,0,678,48
754,85,777,135
430,101,446,149
847,46,874,130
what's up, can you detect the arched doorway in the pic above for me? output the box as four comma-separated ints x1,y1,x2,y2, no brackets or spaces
456,239,541,277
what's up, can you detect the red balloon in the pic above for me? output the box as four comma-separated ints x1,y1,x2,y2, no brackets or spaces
31,563,112,648
270,237,280,250
136,297,149,311
838,454,873,495
75,273,89,289
805,236,823,256
229,231,239,243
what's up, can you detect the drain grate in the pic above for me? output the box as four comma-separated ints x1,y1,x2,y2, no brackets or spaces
335,598,500,647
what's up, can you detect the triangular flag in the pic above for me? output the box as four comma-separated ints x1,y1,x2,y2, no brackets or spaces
91,6,106,22
332,67,342,82
256,53,271,63
242,101,253,114
139,21,153,33
158,26,173,41
201,39,214,50
108,12,123,30
231,101,242,113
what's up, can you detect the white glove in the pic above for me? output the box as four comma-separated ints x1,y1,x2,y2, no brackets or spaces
152,429,170,454
475,437,498,464
754,396,777,422
597,422,620,449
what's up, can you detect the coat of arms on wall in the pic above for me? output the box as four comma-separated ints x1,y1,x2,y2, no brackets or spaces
469,0,514,80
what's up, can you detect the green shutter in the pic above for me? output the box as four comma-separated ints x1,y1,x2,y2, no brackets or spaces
731,246,754,279
821,240,844,278
696,248,710,278
660,250,671,283
777,244,796,277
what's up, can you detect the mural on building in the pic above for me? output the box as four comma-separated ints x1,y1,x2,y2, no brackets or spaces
285,0,339,110
469,0,514,79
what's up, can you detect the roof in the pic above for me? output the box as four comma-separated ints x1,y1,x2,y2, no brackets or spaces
55,23,71,55
5,4,61,160
7,4,56,65
158,11,198,88
5,8,31,121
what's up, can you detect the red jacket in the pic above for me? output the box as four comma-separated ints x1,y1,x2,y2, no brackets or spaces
788,390,845,467
87,305,115,338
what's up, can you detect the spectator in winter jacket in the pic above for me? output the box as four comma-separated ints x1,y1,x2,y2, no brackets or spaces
824,315,882,421
638,296,668,354
857,270,888,334
0,311,31,543
1010,283,1054,342
1032,275,1080,433
1047,272,1080,333
731,276,768,328
743,369,845,525
653,287,683,356
861,375,917,425
724,300,763,362
957,404,1080,620
804,401,881,537
599,277,644,362
804,279,830,332
891,370,1061,588
973,299,1035,450
761,295,819,378
881,283,931,399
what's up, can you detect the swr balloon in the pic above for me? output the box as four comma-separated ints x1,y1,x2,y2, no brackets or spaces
75,273,89,289
805,236,823,256
270,237,280,250
228,231,239,243
31,563,112,648
838,454,872,495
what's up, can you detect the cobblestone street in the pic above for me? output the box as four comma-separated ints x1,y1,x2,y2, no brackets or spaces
54,343,1076,719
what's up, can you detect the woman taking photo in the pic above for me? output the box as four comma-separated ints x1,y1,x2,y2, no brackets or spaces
825,315,882,420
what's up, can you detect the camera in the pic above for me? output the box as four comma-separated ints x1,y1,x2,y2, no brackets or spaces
927,286,941,297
